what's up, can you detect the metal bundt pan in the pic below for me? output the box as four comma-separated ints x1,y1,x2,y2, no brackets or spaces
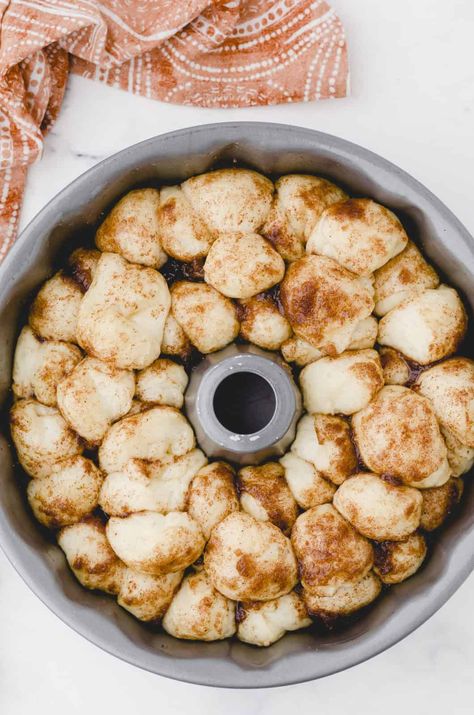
0,123,473,688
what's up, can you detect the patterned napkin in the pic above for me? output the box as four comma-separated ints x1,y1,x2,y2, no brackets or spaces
0,0,348,261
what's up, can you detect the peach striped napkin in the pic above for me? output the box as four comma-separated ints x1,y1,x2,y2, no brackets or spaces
0,0,348,261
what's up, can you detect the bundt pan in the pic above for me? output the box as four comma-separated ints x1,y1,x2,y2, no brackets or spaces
0,123,473,688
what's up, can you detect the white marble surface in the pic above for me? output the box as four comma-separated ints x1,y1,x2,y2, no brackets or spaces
2,0,474,712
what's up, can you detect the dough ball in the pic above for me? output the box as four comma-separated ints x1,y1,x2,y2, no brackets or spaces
280,255,374,354
205,512,297,601
300,349,384,415
181,168,273,234
161,313,192,360
441,428,474,477
237,591,311,647
280,336,325,366
238,462,298,535
414,358,474,448
419,478,464,531
12,326,82,406
58,516,124,594
158,185,213,261
280,452,336,509
77,252,170,370
171,281,239,353
291,414,357,485
117,568,183,622
378,286,467,365
333,473,422,541
99,449,206,516
239,295,291,350
204,232,285,299
304,571,381,618
291,504,373,595
57,357,135,444
27,456,102,528
373,534,427,584
349,316,379,349
29,271,84,343
379,347,411,385
96,189,167,268
99,405,195,474
187,462,239,540
307,198,408,276
374,241,439,316
67,248,101,291
136,358,188,409
10,399,82,478
262,174,346,261
352,386,450,488
162,570,236,641
106,511,205,575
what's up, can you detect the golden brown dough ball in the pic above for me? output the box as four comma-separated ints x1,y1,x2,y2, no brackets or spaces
304,571,381,618
117,568,183,621
419,478,464,531
238,295,292,350
12,326,82,406
27,456,102,528
280,255,374,354
67,248,101,291
170,281,239,353
204,232,285,299
29,271,84,344
291,504,373,596
158,185,214,261
237,591,311,646
262,174,346,261
238,462,298,535
333,473,422,541
280,452,336,509
379,347,411,385
96,189,167,268
187,462,239,540
374,241,439,316
162,570,236,641
136,358,188,409
307,198,408,276
205,512,297,601
352,386,450,488
373,534,427,584
58,516,124,594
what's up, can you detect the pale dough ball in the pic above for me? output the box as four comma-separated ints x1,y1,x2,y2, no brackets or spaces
304,571,381,618
163,570,236,641
57,357,135,444
352,385,451,488
378,285,467,365
170,281,239,353
58,517,124,594
29,271,84,343
239,296,291,350
161,313,192,360
262,174,347,261
280,452,336,509
187,462,239,540
12,326,82,406
291,504,373,596
99,405,195,474
238,462,298,535
333,473,422,541
99,449,206,516
307,198,408,276
374,241,439,316
420,478,464,531
379,347,411,385
373,534,427,584
96,189,167,268
237,591,311,647
205,512,297,601
106,510,205,576
77,252,170,370
158,185,213,261
10,399,82,478
414,358,474,448
280,255,374,354
441,428,474,477
27,456,102,528
291,414,357,485
280,336,325,366
67,248,101,291
349,316,379,350
181,168,273,234
300,349,384,415
117,568,183,622
136,358,188,409
204,232,285,299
